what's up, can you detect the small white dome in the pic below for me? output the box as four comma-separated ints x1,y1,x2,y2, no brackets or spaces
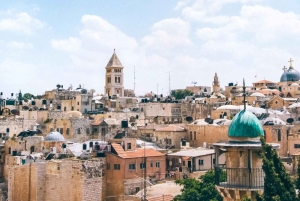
44,131,65,142
291,83,299,86
250,92,265,97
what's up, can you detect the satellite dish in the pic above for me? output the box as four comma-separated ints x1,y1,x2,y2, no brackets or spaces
287,118,294,124
205,118,214,124
11,109,20,115
22,106,29,111
186,116,193,122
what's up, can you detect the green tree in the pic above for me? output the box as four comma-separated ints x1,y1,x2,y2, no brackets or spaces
256,137,296,201
174,170,223,201
171,89,193,100
295,157,300,190
23,93,34,101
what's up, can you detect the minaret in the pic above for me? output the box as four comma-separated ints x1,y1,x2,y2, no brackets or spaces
104,49,124,97
212,73,220,93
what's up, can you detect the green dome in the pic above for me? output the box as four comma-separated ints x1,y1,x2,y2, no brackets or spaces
228,110,263,138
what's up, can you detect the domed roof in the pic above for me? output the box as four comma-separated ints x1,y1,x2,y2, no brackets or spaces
228,110,263,138
291,83,299,86
44,131,65,142
280,67,300,82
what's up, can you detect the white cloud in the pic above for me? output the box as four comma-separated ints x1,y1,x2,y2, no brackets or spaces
6,41,34,49
0,11,45,34
141,18,192,53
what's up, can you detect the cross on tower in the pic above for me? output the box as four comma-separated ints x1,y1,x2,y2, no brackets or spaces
288,58,294,68
282,66,287,72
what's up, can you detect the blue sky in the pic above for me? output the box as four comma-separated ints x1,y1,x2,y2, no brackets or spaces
1,0,300,97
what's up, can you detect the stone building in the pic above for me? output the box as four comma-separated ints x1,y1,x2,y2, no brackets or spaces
7,158,105,201
154,125,187,149
105,139,166,201
104,50,124,97
140,102,182,124
44,111,92,142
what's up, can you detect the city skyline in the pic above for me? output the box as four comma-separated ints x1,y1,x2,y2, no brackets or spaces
1,0,300,97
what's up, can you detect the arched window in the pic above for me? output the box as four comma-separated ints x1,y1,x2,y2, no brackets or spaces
115,77,117,83
118,77,120,83
8,147,11,155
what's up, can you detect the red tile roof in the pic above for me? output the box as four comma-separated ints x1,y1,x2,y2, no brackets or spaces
111,143,165,159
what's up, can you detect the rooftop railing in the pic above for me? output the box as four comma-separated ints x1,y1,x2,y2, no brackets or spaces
215,167,264,190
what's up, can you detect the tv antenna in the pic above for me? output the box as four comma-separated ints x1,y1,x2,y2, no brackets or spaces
134,66,136,92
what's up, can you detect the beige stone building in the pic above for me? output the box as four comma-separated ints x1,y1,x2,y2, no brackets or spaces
154,125,187,149
7,158,105,201
104,50,124,97
105,139,166,201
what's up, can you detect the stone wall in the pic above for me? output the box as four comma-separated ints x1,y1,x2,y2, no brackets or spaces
7,158,105,201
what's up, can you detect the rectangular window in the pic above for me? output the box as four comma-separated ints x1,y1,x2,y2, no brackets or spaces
66,128,70,135
114,164,120,170
86,128,90,134
77,128,81,134
213,158,216,165
127,143,131,149
71,106,74,111
199,159,204,165
294,144,300,148
64,107,66,111
77,102,79,105
150,162,153,167
59,128,63,134
93,128,98,133
190,131,192,140
135,187,140,193
278,130,281,141
156,162,160,167
140,162,146,169
183,161,185,166
194,131,196,140
107,164,110,170
129,164,136,170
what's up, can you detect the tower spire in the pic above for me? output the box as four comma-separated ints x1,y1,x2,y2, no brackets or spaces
243,78,247,110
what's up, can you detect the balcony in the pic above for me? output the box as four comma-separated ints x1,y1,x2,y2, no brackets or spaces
215,167,264,190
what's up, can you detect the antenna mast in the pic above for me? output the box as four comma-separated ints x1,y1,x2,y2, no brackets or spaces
169,71,171,96
134,66,136,92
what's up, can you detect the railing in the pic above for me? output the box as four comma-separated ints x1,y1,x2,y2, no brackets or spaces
215,167,264,190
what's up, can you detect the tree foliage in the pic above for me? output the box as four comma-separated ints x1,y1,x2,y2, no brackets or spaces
296,157,300,190
256,137,296,201
173,170,223,201
171,89,193,100
23,93,34,101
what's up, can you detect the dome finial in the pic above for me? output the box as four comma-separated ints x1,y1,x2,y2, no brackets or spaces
282,66,287,72
243,78,247,110
289,58,294,68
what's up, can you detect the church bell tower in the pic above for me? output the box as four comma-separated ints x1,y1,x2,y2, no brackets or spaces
104,50,124,97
